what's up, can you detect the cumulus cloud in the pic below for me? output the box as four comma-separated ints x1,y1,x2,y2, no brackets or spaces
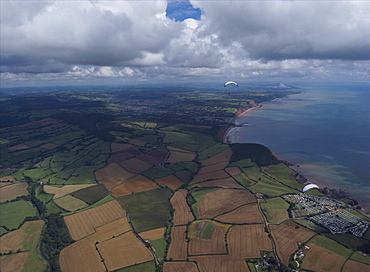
0,0,369,85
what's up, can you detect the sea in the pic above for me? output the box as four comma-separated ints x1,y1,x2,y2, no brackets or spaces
228,82,370,212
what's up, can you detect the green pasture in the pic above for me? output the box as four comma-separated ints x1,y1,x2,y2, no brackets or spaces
349,210,370,222
150,238,167,260
178,161,199,173
249,175,296,196
174,169,194,183
197,143,229,161
117,188,172,233
46,201,67,214
71,184,109,205
62,195,114,216
263,163,303,191
166,142,198,152
260,197,289,223
0,200,37,230
0,226,7,236
350,251,370,265
142,167,175,180
308,235,352,258
163,131,195,144
199,222,214,239
232,173,254,187
22,168,53,182
322,232,370,252
115,261,156,272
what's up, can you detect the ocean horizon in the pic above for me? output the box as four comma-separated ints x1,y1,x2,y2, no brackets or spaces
227,82,370,212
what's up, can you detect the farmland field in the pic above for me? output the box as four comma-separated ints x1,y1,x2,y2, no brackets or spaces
111,175,160,197
95,163,135,188
53,195,88,211
0,200,37,230
301,243,347,272
227,224,272,258
0,220,46,272
64,200,126,240
59,238,106,272
166,225,188,260
97,231,153,271
195,177,243,189
117,188,172,233
71,184,109,204
155,174,183,190
44,184,94,199
270,222,315,265
214,203,264,224
138,227,165,240
171,189,194,226
119,157,153,173
163,261,198,272
188,222,228,256
194,188,256,219
260,197,290,223
0,183,28,202
343,260,370,272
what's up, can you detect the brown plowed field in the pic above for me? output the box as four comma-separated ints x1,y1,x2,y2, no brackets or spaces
97,231,153,271
0,183,28,202
119,157,153,173
0,252,34,272
215,203,264,224
197,161,229,175
163,261,199,272
343,260,370,272
225,167,241,176
301,243,347,272
155,174,183,190
111,143,134,152
139,227,165,240
188,225,228,256
200,148,232,167
59,238,105,272
166,146,194,153
196,189,256,219
8,144,31,151
196,177,243,189
171,189,194,226
190,255,249,272
190,170,230,184
95,163,135,188
64,200,126,240
111,175,160,197
166,226,188,260
40,143,59,150
270,223,315,265
228,225,272,258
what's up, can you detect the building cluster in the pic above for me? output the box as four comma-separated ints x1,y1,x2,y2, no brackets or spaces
283,193,345,217
310,210,369,237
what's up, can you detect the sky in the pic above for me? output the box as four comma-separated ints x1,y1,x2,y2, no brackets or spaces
1,0,369,87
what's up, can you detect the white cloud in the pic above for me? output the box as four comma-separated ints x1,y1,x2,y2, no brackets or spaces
1,0,369,86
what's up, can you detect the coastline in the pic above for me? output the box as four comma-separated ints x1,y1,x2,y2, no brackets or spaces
224,98,370,216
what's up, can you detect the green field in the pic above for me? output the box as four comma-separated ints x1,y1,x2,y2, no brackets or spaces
115,261,156,272
151,238,167,260
117,188,173,233
197,143,229,160
0,200,37,230
263,163,304,191
260,197,289,223
71,184,109,205
308,235,352,258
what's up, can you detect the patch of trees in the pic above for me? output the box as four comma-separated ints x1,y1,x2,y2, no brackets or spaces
230,143,280,167
24,176,46,218
42,213,74,272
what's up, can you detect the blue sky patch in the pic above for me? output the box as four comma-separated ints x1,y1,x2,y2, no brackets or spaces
166,0,202,22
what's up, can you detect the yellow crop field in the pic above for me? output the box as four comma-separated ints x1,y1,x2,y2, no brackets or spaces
64,200,126,240
171,189,194,226
53,195,88,212
139,227,165,240
97,231,153,271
